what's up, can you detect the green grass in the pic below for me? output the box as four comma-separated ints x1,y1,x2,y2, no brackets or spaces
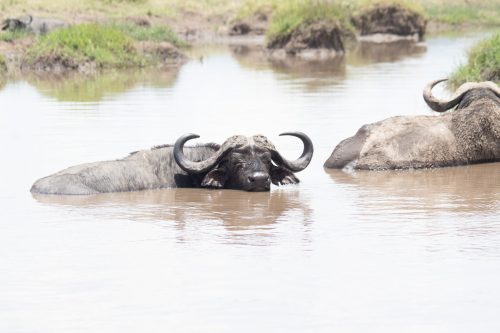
24,24,145,69
112,23,186,47
423,0,500,26
267,0,353,44
449,32,500,88
0,28,32,42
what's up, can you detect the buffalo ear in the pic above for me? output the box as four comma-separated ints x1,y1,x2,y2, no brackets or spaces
1,20,9,31
201,168,227,188
270,165,300,185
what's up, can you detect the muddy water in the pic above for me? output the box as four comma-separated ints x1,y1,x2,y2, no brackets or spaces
1,32,499,332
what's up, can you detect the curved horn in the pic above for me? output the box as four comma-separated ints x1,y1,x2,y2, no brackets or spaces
271,132,314,172
174,133,232,174
423,78,500,112
19,15,32,25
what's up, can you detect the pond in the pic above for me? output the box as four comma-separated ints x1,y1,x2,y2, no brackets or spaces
1,31,499,332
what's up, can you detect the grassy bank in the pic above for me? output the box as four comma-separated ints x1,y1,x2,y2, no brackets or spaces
266,0,353,43
23,24,144,69
17,22,186,72
449,33,500,88
264,0,428,47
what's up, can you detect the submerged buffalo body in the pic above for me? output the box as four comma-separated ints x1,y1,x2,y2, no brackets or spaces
324,79,500,170
1,15,67,35
31,133,313,195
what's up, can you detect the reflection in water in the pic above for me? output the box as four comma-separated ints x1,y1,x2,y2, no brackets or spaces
348,40,427,66
33,188,313,245
230,45,346,91
326,163,500,215
268,54,345,77
25,68,181,102
230,40,427,73
229,41,426,92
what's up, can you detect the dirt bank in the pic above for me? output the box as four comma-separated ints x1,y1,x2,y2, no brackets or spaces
267,20,346,60
352,4,426,42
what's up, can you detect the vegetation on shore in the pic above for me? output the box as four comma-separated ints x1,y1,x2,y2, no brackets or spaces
237,0,500,31
0,0,498,73
16,23,186,72
23,24,144,69
112,23,186,47
449,33,500,88
2,0,498,33
261,0,500,48
266,0,353,46
264,0,430,47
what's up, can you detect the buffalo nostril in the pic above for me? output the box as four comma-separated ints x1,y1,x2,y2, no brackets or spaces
248,173,270,184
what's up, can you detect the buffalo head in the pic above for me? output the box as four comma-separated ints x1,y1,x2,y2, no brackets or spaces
174,132,313,191
423,78,500,112
1,15,32,31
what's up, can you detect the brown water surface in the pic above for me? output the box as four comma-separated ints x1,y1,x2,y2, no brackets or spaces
1,32,499,332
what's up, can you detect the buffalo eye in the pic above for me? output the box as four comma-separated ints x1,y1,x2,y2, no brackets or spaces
230,154,246,169
257,152,271,163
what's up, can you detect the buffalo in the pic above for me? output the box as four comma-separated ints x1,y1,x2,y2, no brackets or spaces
324,79,500,170
31,132,313,195
1,15,67,35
